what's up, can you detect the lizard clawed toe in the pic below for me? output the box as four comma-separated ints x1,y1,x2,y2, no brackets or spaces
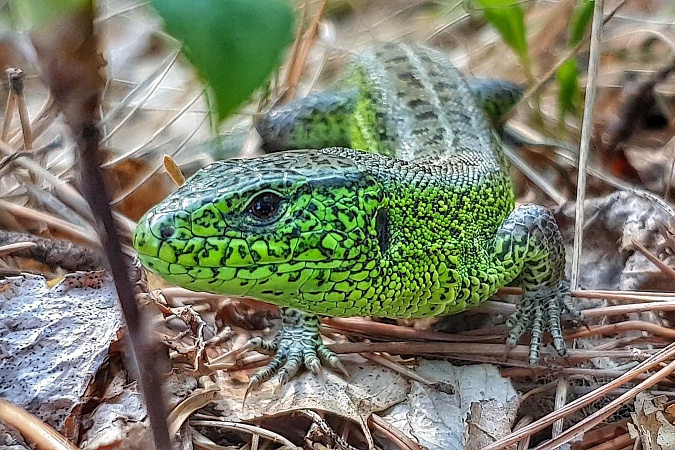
243,308,346,392
506,284,574,366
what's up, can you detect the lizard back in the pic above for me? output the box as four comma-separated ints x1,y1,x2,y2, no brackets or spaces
348,43,508,170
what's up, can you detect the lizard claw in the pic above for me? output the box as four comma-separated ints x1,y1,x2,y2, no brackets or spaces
243,308,346,391
506,282,578,365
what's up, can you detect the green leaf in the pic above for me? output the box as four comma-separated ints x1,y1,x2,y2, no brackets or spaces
10,0,90,29
556,58,580,118
473,0,528,62
568,0,594,46
151,0,295,122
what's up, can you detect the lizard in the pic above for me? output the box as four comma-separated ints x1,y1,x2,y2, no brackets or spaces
133,42,576,389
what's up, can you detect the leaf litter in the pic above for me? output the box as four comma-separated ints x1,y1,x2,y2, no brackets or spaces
0,0,674,449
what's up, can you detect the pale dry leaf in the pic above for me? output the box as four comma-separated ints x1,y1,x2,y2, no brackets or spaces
466,398,519,450
383,361,518,450
628,392,675,450
0,272,122,437
79,370,200,449
211,355,408,448
555,190,675,293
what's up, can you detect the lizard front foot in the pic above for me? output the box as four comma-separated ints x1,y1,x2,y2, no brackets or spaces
505,281,579,365
243,308,347,391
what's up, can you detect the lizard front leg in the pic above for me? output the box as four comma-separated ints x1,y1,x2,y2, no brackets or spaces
244,307,346,390
492,204,578,364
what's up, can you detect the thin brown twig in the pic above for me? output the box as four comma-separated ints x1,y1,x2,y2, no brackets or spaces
0,199,97,245
566,321,675,340
632,238,675,280
328,341,636,362
369,413,421,450
30,4,172,448
189,420,296,448
482,343,675,449
277,0,327,105
8,68,33,151
1,70,17,142
582,302,675,318
536,358,675,449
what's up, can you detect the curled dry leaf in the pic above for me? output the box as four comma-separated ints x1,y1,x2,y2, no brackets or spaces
555,190,675,293
627,392,675,450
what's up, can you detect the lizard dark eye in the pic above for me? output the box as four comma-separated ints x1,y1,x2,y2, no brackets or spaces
247,192,282,221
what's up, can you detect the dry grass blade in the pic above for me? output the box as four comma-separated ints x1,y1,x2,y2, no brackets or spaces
6,68,33,151
329,341,636,362
100,50,181,150
631,238,675,280
0,199,97,245
7,98,58,148
502,145,567,205
110,112,209,205
103,87,205,170
0,398,78,450
0,140,92,219
324,317,497,342
582,302,675,317
188,420,296,448
167,382,219,437
519,0,626,107
359,352,436,385
569,0,606,291
1,75,17,141
573,290,675,302
0,241,37,256
567,321,675,340
276,0,327,105
369,413,422,450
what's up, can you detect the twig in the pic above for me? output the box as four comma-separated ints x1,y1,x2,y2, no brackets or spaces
2,69,17,142
536,358,675,449
369,413,421,450
0,398,78,450
482,343,675,449
189,420,296,448
30,5,172,449
570,0,606,291
0,229,101,271
7,68,33,151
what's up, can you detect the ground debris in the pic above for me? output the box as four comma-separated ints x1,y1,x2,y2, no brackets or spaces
628,392,675,450
0,272,122,440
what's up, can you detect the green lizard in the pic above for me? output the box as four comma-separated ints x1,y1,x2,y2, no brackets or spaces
134,43,576,389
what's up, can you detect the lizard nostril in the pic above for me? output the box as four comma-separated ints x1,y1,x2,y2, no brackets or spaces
159,225,176,239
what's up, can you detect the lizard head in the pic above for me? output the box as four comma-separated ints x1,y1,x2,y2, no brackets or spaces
134,149,388,314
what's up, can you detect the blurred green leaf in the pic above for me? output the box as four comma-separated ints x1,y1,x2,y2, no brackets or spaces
555,0,593,120
10,0,89,29
151,0,295,122
568,0,594,46
473,0,528,62
556,58,580,118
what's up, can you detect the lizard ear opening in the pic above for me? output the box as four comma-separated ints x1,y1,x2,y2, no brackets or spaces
375,208,390,253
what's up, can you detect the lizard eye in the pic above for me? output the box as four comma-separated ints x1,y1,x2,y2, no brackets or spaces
247,192,283,221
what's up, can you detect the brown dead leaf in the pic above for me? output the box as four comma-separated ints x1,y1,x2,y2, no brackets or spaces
628,392,675,450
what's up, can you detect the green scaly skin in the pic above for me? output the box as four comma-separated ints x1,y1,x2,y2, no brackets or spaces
255,77,523,153
134,43,576,388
